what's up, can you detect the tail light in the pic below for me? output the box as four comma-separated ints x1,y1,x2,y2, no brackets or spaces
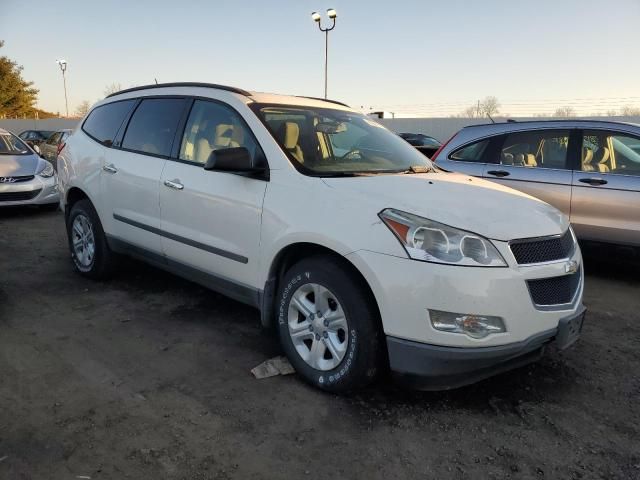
429,133,458,162
57,142,66,156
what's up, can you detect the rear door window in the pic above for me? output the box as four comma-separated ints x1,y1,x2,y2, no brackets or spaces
47,132,61,145
122,98,186,157
582,130,640,176
500,130,570,169
83,100,137,146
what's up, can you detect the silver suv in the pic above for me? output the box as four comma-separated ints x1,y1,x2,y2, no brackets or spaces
433,120,640,247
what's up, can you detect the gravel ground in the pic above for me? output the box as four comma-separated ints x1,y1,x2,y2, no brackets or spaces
1,207,639,480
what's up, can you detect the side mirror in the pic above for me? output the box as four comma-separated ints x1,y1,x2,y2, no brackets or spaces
204,147,264,174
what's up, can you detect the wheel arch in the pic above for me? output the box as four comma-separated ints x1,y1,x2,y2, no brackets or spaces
64,187,91,222
260,242,383,333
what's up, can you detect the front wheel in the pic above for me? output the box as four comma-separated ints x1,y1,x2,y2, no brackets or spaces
276,256,382,393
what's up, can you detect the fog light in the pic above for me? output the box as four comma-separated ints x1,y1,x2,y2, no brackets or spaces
429,310,506,339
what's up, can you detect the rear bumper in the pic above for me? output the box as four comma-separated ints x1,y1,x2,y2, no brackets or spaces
388,306,586,390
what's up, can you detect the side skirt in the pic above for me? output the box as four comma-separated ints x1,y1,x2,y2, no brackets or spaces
106,235,262,309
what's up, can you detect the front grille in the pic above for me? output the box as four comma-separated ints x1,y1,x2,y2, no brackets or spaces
527,272,581,306
0,189,41,202
510,229,574,265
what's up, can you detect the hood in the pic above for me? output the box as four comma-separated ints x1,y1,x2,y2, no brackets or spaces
0,154,43,177
322,172,568,241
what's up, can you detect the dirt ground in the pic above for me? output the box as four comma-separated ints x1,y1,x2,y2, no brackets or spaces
1,207,639,480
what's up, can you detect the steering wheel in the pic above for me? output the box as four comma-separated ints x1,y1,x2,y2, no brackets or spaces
340,149,363,161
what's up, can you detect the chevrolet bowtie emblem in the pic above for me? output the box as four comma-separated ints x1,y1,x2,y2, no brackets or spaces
565,260,579,274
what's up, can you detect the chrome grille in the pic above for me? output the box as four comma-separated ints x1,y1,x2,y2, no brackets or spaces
510,229,574,265
527,272,581,306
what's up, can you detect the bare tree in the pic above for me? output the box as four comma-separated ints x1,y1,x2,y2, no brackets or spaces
554,106,576,117
462,105,479,118
621,105,640,116
480,96,500,117
103,82,122,96
605,109,618,116
74,100,91,118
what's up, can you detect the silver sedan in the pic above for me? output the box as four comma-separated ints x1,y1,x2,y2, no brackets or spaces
0,128,59,208
433,120,640,248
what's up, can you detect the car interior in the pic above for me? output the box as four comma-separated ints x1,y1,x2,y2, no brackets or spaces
500,132,569,169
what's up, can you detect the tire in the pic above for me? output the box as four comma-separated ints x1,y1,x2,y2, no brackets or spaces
276,255,382,393
66,199,116,279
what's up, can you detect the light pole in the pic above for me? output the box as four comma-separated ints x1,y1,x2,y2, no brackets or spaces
311,8,337,99
56,59,69,117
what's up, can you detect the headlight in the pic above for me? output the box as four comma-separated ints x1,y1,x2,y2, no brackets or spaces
379,208,507,267
37,162,55,178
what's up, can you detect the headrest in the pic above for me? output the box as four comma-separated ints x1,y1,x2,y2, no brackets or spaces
514,153,525,166
525,153,537,167
582,147,593,164
501,153,514,165
595,146,609,164
215,124,233,145
282,122,300,150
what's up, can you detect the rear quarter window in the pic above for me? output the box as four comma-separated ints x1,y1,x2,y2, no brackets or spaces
449,138,490,162
82,100,137,146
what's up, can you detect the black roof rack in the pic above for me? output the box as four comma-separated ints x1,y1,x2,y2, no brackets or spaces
296,96,350,108
463,118,637,129
106,82,252,98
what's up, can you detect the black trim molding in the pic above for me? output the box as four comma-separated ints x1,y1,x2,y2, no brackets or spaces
113,214,248,264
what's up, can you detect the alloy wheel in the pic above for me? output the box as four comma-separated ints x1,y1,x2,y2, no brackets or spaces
287,283,349,371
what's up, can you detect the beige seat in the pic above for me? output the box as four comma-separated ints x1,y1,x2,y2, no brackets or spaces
582,147,595,171
524,153,537,167
594,147,610,172
194,137,212,163
214,124,241,149
279,122,304,163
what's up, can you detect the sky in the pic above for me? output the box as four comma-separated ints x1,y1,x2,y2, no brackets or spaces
2,0,640,117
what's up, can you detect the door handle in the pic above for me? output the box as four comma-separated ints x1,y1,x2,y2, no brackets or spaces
102,164,118,174
579,178,607,186
487,170,510,177
164,179,184,190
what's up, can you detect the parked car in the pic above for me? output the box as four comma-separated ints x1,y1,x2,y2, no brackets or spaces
57,83,585,392
39,129,72,166
18,129,56,154
432,120,640,248
0,128,59,209
398,133,442,158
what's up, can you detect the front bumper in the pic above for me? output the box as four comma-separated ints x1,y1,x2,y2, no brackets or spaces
0,175,59,206
387,306,586,390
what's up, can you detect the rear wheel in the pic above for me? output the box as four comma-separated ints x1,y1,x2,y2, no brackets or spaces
66,199,116,279
276,255,382,393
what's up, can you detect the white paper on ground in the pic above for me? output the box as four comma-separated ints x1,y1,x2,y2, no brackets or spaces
251,356,295,379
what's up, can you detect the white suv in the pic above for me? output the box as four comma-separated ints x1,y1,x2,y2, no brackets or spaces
58,83,585,392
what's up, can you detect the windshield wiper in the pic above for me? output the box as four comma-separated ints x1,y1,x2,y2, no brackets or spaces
311,171,373,178
396,165,436,174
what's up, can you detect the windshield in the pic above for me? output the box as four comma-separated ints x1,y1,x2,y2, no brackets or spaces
254,105,433,175
0,132,31,155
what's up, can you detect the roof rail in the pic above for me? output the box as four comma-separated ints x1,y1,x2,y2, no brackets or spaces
463,118,638,129
296,96,350,108
106,82,252,98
